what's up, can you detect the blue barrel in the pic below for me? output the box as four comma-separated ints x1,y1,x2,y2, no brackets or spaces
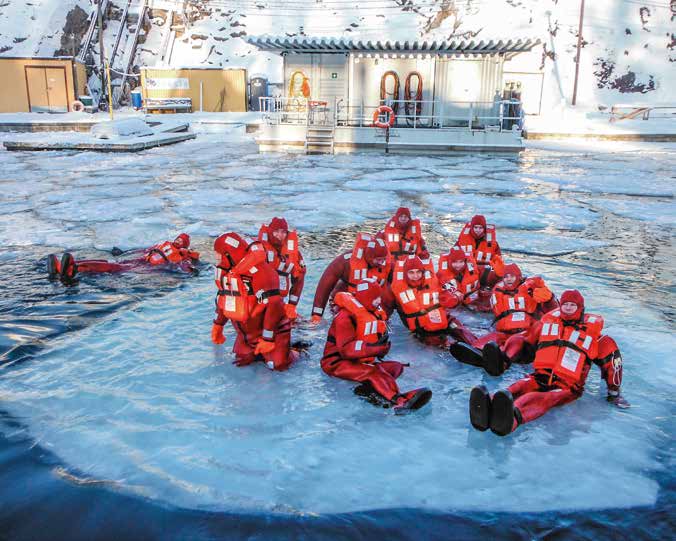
131,89,143,109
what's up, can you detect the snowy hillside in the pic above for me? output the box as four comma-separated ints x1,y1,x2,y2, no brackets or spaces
1,0,674,110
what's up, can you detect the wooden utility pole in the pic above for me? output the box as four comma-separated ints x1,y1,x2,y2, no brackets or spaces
97,1,106,105
572,0,585,106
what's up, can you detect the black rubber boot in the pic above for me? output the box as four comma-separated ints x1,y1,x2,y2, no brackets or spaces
60,252,77,281
354,382,391,408
449,342,484,367
482,341,508,376
393,387,433,415
47,254,60,279
490,390,515,436
469,385,491,431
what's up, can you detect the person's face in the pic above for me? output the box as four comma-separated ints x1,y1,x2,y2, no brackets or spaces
451,259,465,272
561,302,579,316
371,296,382,310
271,228,287,244
504,273,518,287
398,214,410,226
407,268,423,283
472,225,485,237
174,236,186,248
371,256,387,269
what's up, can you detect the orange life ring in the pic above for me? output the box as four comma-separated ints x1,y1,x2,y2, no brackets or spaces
373,105,395,129
71,100,85,112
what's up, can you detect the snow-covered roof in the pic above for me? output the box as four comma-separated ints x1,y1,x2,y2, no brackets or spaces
247,36,540,58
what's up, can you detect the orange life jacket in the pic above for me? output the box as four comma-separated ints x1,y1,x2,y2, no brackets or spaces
216,272,251,322
145,241,184,266
533,310,604,387
391,258,449,333
456,223,498,266
437,254,481,304
334,291,389,362
346,233,392,290
257,226,301,298
383,218,423,259
490,280,538,333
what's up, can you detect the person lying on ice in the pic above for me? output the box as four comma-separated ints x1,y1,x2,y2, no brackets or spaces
450,263,558,375
391,256,477,348
311,232,394,324
469,289,627,436
383,207,429,262
211,232,298,371
321,279,432,414
235,217,306,321
47,233,200,281
436,246,487,312
455,214,504,289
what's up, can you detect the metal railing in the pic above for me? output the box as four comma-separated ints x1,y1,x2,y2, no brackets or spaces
259,97,524,131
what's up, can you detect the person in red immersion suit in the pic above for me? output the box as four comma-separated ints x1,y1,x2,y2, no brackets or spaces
239,217,306,321
454,214,504,290
449,263,558,375
47,233,200,282
469,289,627,436
321,280,433,414
436,246,487,312
311,232,394,324
211,232,297,371
383,207,429,262
391,256,477,348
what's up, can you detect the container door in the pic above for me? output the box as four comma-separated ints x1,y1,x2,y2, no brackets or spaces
45,68,68,112
26,67,50,112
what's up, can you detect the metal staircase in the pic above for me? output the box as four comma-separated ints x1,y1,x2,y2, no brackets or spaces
304,125,335,154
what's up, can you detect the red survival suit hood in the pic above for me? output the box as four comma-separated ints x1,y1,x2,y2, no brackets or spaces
560,289,585,321
173,233,190,249
267,217,289,248
470,214,487,239
448,246,467,267
393,207,412,232
353,280,383,312
403,256,425,288
502,262,522,291
214,232,248,269
364,237,389,268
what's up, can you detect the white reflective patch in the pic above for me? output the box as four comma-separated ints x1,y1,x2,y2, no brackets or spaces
466,284,472,293
491,294,497,306
511,312,526,322
588,316,597,323
388,234,394,242
542,323,551,336
485,253,492,261
477,251,485,261
399,292,410,304
551,323,559,335
249,266,258,274
508,298,516,310
552,310,560,317
268,251,275,262
225,236,240,248
441,261,448,270
261,233,268,241
404,242,411,251
354,270,360,279
355,340,363,351
582,336,592,350
262,329,274,339
518,297,525,309
463,228,470,234
231,279,239,292
312,306,323,315
289,295,299,303
394,234,400,241
389,221,395,227
487,233,493,242
279,276,288,292
287,262,294,272
367,242,375,248
423,293,430,305
225,296,236,312
356,282,369,291
561,348,582,372
356,248,363,259
343,253,351,259
376,238,385,247
433,292,439,303
396,272,403,280
287,240,295,251
569,330,580,344
411,225,417,234
266,361,275,370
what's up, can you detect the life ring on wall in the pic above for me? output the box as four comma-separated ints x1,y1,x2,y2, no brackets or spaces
71,100,85,112
373,105,395,128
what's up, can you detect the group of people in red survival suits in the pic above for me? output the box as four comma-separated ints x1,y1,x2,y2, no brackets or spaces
46,207,627,431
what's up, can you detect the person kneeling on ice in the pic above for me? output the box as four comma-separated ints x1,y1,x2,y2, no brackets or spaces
391,256,477,348
311,232,394,323
321,280,432,414
450,263,558,375
383,207,429,262
211,232,298,371
455,214,504,290
436,246,487,312
47,233,200,281
469,289,627,436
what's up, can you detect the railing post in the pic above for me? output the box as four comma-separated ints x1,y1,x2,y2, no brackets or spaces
468,102,473,131
413,100,417,129
360,100,363,127
498,100,504,132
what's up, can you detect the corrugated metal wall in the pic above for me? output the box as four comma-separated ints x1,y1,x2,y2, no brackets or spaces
141,68,247,112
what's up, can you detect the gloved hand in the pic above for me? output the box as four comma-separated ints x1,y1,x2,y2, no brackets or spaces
310,314,322,325
254,340,276,355
419,250,430,260
532,286,553,303
284,303,298,320
372,342,391,358
111,247,124,257
211,323,226,344
453,290,465,303
491,254,505,276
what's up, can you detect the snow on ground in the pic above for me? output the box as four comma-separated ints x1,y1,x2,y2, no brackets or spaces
0,131,673,514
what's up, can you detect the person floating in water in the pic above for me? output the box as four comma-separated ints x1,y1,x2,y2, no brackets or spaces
320,279,432,414
47,233,200,281
469,289,627,436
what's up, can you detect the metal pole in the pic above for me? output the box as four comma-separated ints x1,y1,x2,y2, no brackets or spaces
106,61,114,120
572,0,585,106
200,81,203,112
97,1,106,103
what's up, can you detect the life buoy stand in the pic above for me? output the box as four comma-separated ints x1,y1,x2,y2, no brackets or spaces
373,105,395,129
71,100,85,112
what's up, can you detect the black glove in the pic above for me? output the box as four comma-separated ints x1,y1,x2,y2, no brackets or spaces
111,247,124,257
